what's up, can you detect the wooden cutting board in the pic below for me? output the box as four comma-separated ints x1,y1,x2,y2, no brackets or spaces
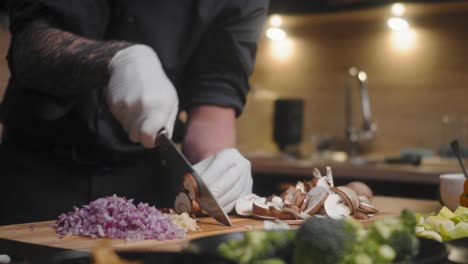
0,196,441,252
0,217,266,252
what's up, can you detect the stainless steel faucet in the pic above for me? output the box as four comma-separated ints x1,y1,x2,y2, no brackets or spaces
345,67,377,157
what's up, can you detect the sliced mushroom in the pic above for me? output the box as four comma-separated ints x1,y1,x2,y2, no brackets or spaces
337,186,360,210
303,180,312,192
291,190,306,208
253,214,276,220
308,178,319,188
300,211,312,220
280,186,296,201
266,194,278,202
324,194,351,220
282,186,298,205
353,211,370,220
235,194,262,216
271,196,284,209
359,195,371,204
175,192,192,214
282,203,301,211
316,177,332,191
270,206,296,220
326,167,335,187
313,168,322,178
300,194,312,212
295,181,306,193
316,206,326,215
331,187,355,213
183,173,199,201
346,181,373,199
304,186,329,215
252,201,272,218
191,200,202,217
282,219,306,225
282,207,311,220
358,202,379,214
332,186,360,214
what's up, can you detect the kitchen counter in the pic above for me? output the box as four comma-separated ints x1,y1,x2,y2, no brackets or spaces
0,196,441,253
249,155,462,199
250,155,461,185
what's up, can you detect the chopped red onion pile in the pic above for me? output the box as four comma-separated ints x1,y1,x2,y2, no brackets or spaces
54,194,185,241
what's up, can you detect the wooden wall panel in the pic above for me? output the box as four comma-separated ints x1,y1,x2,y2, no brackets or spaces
238,1,468,156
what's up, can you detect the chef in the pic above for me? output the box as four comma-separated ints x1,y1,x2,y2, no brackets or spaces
0,0,269,225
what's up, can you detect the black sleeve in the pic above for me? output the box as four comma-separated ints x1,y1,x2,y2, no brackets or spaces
183,0,269,116
8,0,109,39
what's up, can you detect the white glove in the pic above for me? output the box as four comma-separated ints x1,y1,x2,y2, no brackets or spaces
107,45,179,148
193,148,253,213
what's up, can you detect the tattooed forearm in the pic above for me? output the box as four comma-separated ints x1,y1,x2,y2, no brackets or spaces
10,19,133,96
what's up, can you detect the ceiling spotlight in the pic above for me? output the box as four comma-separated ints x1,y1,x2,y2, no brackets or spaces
391,3,405,16
387,17,409,32
266,27,287,41
270,15,283,27
358,71,367,82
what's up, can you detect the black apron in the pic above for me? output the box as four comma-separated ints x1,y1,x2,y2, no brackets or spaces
0,138,180,225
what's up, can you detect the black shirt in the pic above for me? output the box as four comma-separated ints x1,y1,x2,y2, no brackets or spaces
1,0,269,154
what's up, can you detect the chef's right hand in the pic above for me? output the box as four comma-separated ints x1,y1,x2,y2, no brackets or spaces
107,44,179,148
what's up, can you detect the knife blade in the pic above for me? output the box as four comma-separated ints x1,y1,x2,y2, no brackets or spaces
156,129,232,226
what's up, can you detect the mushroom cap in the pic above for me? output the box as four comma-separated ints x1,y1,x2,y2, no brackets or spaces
346,181,373,199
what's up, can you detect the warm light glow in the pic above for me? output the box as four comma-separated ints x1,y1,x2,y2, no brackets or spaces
270,39,294,61
266,27,287,41
270,15,283,27
358,71,367,81
349,67,359,76
391,29,417,51
391,3,405,16
387,17,409,32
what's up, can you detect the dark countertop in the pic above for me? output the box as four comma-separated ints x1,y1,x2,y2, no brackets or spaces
249,155,461,184
248,154,463,199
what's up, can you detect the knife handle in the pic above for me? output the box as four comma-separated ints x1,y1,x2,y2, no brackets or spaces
154,128,169,147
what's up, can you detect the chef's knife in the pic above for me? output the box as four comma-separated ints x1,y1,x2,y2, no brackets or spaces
156,129,232,226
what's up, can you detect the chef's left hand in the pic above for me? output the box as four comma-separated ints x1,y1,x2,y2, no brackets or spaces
193,148,253,214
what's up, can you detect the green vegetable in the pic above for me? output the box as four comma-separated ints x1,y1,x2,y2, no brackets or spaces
219,210,420,264
389,210,419,261
454,206,468,222
387,229,419,261
438,206,456,220
416,205,468,241
449,221,468,239
218,230,295,264
252,259,286,264
418,230,442,242
365,209,418,263
293,210,418,264
293,217,357,264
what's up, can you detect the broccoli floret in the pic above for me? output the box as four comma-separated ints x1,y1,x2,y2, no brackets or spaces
387,229,419,261
293,217,357,264
220,210,420,264
390,210,419,261
252,258,286,264
401,209,417,231
367,209,419,262
218,230,295,264
218,239,249,262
